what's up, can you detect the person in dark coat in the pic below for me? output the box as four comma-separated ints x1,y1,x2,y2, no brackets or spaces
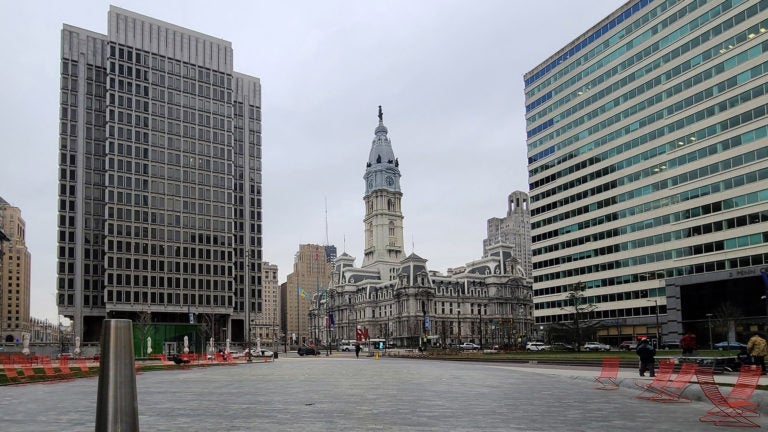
354,343,361,359
636,338,656,377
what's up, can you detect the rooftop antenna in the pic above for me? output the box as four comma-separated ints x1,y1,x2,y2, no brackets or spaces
324,197,329,246
343,234,347,253
411,235,415,255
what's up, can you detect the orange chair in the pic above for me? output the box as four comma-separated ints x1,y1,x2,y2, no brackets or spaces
722,365,762,415
635,359,675,399
697,367,759,427
648,361,697,403
594,356,620,390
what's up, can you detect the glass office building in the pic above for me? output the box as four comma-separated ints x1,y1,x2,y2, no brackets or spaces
58,7,262,345
526,0,768,344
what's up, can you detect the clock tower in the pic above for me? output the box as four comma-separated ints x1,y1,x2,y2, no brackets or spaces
362,106,404,278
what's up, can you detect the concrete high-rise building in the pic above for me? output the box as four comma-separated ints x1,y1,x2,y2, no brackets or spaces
526,0,768,345
483,191,532,280
0,197,31,343
57,7,261,345
253,262,279,349
282,244,331,347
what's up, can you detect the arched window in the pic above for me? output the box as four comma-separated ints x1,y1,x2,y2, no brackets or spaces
387,199,393,211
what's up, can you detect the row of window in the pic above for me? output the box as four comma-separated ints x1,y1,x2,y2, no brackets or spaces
525,0,655,89
535,230,768,284
105,288,233,307
534,136,767,220
529,67,767,167
535,209,768,269
532,117,765,206
529,7,767,165
532,98,768,229
535,186,768,253
529,41,767,147
109,44,232,89
527,0,749,114
535,305,666,323
536,287,665,309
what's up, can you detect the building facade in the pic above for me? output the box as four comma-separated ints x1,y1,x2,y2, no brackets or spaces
483,190,533,281
526,0,768,345
309,109,533,349
253,262,279,350
57,7,262,345
281,244,331,347
0,197,31,343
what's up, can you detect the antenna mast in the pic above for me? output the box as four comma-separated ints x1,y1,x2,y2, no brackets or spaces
324,197,329,245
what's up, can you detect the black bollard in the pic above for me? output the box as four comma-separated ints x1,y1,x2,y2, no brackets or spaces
95,319,139,431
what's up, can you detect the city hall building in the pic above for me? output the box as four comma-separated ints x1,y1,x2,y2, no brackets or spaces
309,109,533,349
526,0,768,345
57,7,262,347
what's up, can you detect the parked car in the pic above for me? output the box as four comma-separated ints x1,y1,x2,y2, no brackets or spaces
339,343,354,352
459,343,481,350
297,346,319,356
660,341,681,350
549,342,575,351
619,341,637,351
714,341,747,351
583,342,611,351
525,342,551,351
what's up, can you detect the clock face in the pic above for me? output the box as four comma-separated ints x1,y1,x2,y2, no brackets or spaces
386,176,394,186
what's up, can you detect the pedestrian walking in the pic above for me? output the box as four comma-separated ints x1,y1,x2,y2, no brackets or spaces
636,338,656,377
747,333,767,374
354,342,361,359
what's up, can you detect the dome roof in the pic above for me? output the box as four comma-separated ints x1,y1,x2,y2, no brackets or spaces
367,106,396,166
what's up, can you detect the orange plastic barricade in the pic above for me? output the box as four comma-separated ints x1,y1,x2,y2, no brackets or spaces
635,359,675,399
40,356,62,378
19,359,36,379
696,367,759,427
75,357,89,373
594,356,620,390
722,365,762,415
2,359,25,384
649,361,697,403
57,357,73,376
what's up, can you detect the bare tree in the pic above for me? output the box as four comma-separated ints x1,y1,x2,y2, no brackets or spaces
553,281,600,351
137,310,152,357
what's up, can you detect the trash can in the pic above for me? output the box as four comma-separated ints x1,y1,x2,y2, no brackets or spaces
273,351,278,359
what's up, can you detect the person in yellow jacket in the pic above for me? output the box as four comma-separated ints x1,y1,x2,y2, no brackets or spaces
747,333,767,374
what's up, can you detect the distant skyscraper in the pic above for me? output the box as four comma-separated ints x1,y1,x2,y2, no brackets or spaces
483,191,532,279
282,244,330,346
254,262,279,348
0,197,31,343
57,7,262,344
526,0,768,343
324,245,337,263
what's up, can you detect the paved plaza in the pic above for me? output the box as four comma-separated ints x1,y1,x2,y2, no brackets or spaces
1,355,762,431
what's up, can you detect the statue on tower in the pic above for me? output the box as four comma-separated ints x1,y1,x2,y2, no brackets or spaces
378,105,383,122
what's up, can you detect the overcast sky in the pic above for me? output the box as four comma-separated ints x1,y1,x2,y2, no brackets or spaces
0,0,625,322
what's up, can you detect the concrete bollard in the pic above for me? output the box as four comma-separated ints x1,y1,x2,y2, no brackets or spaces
95,319,140,432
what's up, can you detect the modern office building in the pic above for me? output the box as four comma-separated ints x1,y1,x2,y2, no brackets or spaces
308,108,533,349
57,7,262,345
0,197,31,343
483,190,533,281
526,0,768,345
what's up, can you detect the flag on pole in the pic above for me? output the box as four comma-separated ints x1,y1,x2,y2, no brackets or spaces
363,327,369,341
356,327,363,342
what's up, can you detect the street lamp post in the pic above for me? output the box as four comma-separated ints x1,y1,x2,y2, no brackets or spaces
706,313,714,350
647,299,660,346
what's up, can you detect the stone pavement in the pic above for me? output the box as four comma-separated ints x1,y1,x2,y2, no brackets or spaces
1,355,764,431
